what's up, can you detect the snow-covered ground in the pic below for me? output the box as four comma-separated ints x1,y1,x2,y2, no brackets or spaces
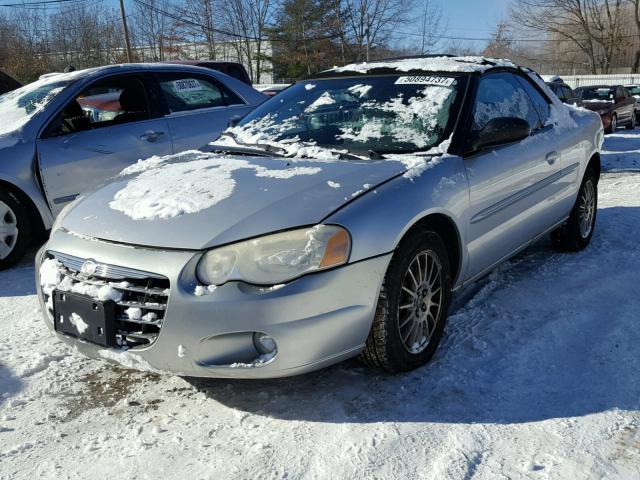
1,131,640,479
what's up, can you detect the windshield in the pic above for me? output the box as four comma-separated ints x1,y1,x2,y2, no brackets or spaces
220,75,464,157
579,87,615,101
627,86,640,96
0,78,74,136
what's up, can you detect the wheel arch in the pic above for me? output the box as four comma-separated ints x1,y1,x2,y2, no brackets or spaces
0,179,47,240
587,152,601,183
399,213,463,286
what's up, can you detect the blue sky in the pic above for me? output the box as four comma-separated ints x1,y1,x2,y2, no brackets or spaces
406,0,511,51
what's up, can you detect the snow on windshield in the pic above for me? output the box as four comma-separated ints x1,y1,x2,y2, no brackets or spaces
0,72,79,144
110,150,322,220
213,76,460,158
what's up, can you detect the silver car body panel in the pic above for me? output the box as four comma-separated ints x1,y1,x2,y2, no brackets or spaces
36,232,391,378
0,63,266,226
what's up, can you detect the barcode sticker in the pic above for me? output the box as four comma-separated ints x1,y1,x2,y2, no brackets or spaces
173,79,203,92
395,76,455,86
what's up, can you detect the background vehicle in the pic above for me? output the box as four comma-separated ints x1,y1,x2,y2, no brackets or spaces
161,61,252,85
543,76,583,106
0,63,267,269
0,69,21,94
255,84,291,96
36,56,602,378
624,84,640,122
575,84,636,133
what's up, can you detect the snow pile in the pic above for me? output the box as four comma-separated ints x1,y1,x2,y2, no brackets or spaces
68,313,89,335
110,151,322,221
194,285,217,296
327,181,341,188
347,84,372,97
332,56,516,74
305,92,336,111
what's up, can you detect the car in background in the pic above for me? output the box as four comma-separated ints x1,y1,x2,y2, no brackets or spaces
0,69,21,94
575,85,636,133
624,84,640,121
0,63,267,269
36,56,602,378
162,60,252,86
543,76,582,107
255,84,291,97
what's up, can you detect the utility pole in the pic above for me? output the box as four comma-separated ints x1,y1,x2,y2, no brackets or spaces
119,0,134,63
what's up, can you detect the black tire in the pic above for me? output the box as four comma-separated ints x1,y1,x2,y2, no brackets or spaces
606,114,617,134
0,189,32,270
626,112,637,130
360,229,452,373
550,169,598,252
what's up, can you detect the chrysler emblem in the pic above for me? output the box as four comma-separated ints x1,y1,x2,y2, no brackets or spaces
81,260,98,276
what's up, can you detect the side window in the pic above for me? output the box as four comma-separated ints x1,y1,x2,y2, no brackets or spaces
516,76,551,126
43,76,150,138
562,86,573,100
471,72,541,139
156,73,244,113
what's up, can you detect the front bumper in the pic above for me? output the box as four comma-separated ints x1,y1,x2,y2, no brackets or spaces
36,230,391,378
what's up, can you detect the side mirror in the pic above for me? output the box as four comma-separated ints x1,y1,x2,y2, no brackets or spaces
470,117,531,152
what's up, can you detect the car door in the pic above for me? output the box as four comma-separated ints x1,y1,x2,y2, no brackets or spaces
37,74,173,216
462,71,564,282
615,87,633,123
152,71,256,151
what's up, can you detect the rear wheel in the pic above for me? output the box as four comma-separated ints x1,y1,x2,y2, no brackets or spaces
626,112,637,130
550,169,597,252
0,189,32,270
360,229,452,373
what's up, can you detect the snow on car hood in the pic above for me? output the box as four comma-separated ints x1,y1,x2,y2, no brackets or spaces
59,150,414,250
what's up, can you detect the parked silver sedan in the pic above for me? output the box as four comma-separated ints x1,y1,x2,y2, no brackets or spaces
36,56,603,378
0,63,266,269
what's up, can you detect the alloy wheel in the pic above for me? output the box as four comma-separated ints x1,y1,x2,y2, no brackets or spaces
0,200,18,260
578,179,596,239
397,250,443,354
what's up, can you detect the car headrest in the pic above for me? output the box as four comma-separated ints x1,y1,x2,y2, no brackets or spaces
119,86,147,112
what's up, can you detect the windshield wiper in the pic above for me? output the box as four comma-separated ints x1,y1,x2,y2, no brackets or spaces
217,132,287,156
207,143,285,158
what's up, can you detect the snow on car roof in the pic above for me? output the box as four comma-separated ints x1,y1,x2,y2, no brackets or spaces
327,56,518,75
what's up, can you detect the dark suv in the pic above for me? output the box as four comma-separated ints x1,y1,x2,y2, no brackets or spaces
0,69,21,95
161,61,252,85
575,85,636,133
545,78,582,106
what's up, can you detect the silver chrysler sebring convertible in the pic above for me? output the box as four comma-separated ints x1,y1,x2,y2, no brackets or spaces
36,56,603,378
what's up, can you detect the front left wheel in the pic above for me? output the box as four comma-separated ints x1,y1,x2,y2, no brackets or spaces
360,229,452,373
626,112,637,130
0,189,32,270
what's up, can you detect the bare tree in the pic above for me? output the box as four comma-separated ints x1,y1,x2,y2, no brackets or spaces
177,0,218,59
510,0,627,74
419,0,445,54
628,0,640,71
222,0,274,82
341,0,415,61
131,0,174,61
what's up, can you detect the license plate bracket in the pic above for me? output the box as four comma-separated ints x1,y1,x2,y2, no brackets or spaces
53,290,117,347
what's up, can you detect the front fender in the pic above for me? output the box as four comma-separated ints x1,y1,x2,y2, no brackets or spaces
326,155,470,288
0,141,53,229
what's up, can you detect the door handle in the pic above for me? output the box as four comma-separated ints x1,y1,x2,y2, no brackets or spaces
546,151,558,165
140,131,165,142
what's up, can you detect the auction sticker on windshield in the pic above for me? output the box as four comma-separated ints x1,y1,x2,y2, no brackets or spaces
394,76,455,86
173,79,203,92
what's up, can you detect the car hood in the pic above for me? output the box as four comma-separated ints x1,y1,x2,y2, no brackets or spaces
60,150,410,250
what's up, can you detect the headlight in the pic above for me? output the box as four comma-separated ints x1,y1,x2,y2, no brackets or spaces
196,225,351,286
597,109,609,115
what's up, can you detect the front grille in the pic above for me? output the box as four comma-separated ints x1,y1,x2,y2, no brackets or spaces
45,251,170,349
